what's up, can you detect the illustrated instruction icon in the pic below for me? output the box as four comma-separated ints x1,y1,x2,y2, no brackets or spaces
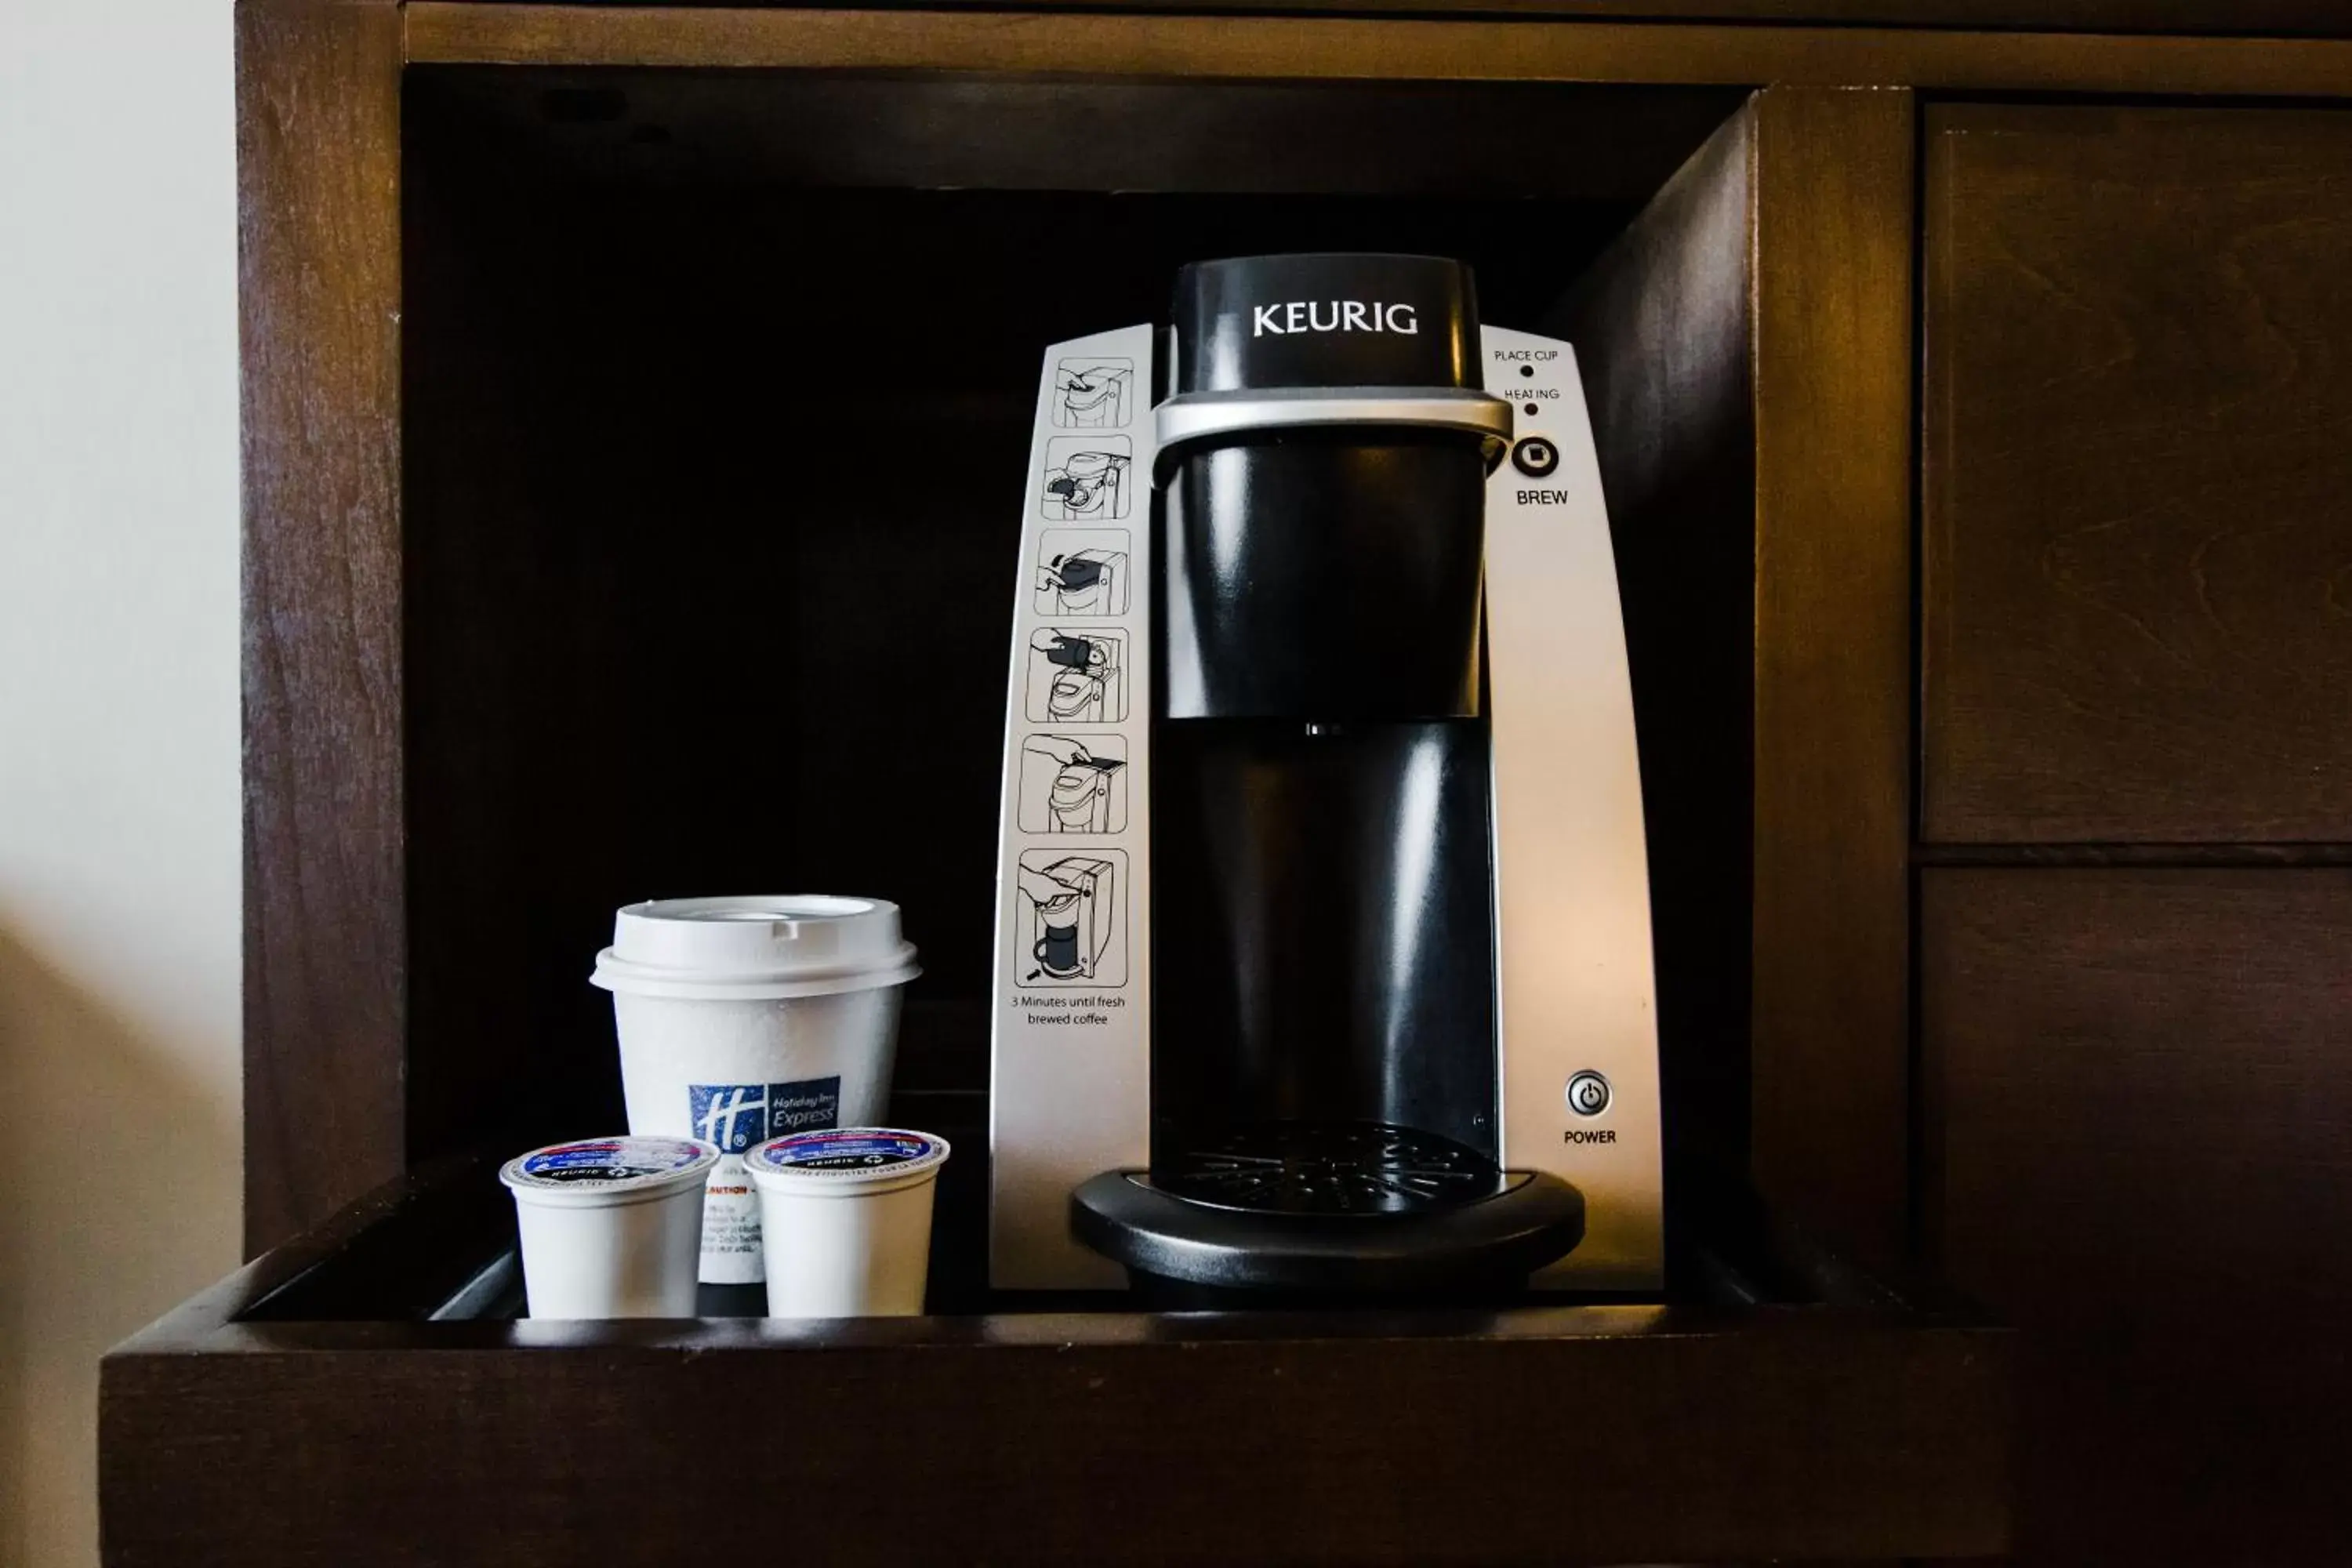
1042,436,1132,522
1025,627,1127,724
1014,848,1127,986
1018,734,1127,835
1052,358,1134,429
1036,529,1131,617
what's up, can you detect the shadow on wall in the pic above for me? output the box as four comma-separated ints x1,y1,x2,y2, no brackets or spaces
0,921,238,1568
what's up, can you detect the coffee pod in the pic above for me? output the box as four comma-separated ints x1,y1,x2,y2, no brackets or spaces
744,1128,950,1318
499,1136,719,1319
590,896,921,1285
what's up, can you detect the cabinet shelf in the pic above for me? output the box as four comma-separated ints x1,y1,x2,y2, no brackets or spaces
102,1144,2009,1568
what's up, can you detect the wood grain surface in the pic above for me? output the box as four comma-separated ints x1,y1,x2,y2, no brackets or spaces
1748,89,1915,1266
1922,868,2352,1563
420,0,2352,35
1555,91,1915,1266
103,1315,2009,1567
238,0,407,1257
403,5,2352,96
1924,106,2352,844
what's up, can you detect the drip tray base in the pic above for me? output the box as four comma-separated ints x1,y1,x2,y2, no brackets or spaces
1071,1159,1586,1294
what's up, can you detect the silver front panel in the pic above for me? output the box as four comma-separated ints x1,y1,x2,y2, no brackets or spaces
1483,326,1666,1289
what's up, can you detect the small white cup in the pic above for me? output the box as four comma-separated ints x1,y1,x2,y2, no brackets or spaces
590,896,921,1284
744,1128,951,1318
500,1136,719,1319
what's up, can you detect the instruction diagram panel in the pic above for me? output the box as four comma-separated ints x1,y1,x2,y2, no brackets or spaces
991,325,1156,1288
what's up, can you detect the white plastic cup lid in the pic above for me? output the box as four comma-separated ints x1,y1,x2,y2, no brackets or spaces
590,895,921,1000
500,1136,720,1202
744,1127,950,1187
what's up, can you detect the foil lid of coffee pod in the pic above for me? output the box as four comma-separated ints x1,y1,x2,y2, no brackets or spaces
745,1128,951,1185
591,895,921,1000
500,1136,720,1197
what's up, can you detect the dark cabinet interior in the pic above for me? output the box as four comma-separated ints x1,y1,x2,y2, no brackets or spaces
398,69,1741,1185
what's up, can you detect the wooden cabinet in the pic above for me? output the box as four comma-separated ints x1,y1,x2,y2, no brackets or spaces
1920,103,2352,1565
103,7,2352,1564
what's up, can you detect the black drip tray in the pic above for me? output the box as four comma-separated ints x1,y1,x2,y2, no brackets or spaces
1157,1121,1505,1215
1072,1123,1585,1294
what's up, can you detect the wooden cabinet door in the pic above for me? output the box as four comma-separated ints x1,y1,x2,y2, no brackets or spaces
1924,869,2352,1563
1923,106,2352,844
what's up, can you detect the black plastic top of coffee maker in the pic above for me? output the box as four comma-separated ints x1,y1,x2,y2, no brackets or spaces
1171,254,1483,394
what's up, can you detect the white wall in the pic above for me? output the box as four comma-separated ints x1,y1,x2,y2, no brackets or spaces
0,3,241,1564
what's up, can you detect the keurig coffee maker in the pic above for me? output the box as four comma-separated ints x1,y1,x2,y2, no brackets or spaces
991,254,1663,1295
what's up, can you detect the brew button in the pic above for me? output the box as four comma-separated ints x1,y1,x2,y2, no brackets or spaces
1512,436,1559,477
1566,1071,1611,1117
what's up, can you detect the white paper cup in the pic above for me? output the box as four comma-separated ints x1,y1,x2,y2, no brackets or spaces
500,1136,718,1319
745,1128,950,1318
591,896,921,1284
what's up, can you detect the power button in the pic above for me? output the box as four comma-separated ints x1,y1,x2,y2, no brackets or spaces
1566,1071,1611,1117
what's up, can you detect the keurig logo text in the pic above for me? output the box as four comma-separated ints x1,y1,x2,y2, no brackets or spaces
1250,301,1420,337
